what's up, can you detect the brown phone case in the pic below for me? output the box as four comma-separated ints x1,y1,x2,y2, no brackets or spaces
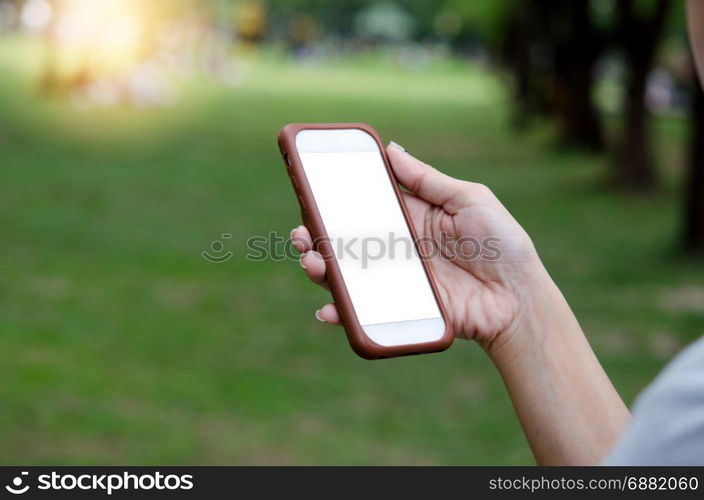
278,123,453,359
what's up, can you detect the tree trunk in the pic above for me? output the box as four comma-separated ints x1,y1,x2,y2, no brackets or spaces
553,60,604,151
551,0,604,151
683,78,704,253
612,0,671,191
616,66,657,189
507,14,533,130
502,0,605,149
501,0,552,130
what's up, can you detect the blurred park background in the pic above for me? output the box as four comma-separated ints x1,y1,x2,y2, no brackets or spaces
0,0,703,464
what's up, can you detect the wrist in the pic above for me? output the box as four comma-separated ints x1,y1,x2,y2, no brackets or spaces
485,263,571,364
480,261,630,464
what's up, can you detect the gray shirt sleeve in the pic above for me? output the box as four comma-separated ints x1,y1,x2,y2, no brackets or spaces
603,336,704,465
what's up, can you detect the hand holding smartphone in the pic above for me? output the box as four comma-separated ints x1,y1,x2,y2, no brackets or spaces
278,123,453,359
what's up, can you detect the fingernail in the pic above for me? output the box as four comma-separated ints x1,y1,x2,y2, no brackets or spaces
315,309,325,322
290,228,303,252
388,141,406,152
299,253,307,269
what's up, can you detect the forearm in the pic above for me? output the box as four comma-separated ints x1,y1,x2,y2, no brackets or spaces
487,267,630,465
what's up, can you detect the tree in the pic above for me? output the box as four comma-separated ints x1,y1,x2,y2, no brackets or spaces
501,0,605,150
683,69,704,253
613,0,672,190
548,0,605,150
501,0,553,129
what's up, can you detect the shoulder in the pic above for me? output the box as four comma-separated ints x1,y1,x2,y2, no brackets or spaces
603,336,704,465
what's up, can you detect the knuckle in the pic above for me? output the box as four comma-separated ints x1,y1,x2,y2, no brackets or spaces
465,181,492,197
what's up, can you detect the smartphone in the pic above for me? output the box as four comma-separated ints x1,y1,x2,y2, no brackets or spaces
278,123,453,359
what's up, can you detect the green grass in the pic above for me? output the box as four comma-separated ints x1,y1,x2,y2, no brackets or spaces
0,36,702,465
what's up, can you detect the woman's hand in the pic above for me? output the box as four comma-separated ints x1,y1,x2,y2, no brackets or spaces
291,142,548,353
290,142,629,464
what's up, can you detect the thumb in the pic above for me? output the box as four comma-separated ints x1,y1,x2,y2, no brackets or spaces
386,142,468,213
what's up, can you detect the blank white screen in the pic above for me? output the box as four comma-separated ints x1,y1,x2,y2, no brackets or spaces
299,149,441,326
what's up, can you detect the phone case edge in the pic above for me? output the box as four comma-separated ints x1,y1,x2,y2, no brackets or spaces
278,122,454,360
